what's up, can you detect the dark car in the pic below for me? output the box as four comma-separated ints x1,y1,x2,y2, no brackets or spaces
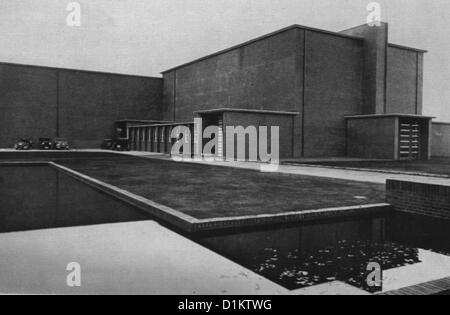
102,139,114,150
112,138,130,151
39,138,53,150
102,138,129,151
14,138,33,150
53,138,70,150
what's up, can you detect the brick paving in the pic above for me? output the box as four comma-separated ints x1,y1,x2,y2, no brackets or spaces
379,277,450,295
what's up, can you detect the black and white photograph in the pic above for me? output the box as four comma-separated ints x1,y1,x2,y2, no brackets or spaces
0,0,449,299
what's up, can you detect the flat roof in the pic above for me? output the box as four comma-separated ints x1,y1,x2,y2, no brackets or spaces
388,43,428,54
0,61,162,80
129,121,195,128
345,114,435,120
161,24,364,74
194,108,300,116
432,121,450,125
116,119,172,123
162,23,429,74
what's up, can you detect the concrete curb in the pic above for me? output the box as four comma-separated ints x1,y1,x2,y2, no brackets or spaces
1,161,392,233
192,203,391,231
282,162,450,179
52,162,392,232
48,162,200,233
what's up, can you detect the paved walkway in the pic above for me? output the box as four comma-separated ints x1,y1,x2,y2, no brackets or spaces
121,152,450,186
277,163,450,186
0,221,286,295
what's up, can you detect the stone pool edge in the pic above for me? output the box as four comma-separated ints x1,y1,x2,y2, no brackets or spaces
4,161,450,296
0,161,392,233
190,203,391,231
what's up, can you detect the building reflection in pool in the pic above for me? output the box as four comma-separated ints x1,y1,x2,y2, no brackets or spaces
196,213,450,293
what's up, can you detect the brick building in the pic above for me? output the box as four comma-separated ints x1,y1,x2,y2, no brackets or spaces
0,22,437,160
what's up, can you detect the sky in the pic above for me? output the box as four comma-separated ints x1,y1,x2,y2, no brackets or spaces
0,0,449,120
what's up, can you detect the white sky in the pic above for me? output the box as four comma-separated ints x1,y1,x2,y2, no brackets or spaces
0,0,449,120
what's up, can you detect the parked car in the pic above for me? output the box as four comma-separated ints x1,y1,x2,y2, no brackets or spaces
112,139,130,151
53,138,70,150
102,138,129,151
14,138,33,150
102,139,114,150
38,138,53,150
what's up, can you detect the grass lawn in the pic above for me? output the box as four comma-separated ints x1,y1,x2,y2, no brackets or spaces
0,152,386,219
292,158,450,176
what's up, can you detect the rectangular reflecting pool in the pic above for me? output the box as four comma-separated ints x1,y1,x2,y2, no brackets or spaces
1,164,450,294
195,212,450,293
0,165,152,233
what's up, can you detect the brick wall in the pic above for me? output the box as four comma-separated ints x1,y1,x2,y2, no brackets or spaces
432,122,450,157
346,116,398,159
163,26,364,158
222,111,295,159
0,63,163,149
386,180,450,219
58,70,163,149
303,31,363,157
386,46,423,115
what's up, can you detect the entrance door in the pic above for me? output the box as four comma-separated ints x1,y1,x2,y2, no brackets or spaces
399,121,420,160
200,114,223,158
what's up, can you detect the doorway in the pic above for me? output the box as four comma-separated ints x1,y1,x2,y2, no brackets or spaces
399,119,421,160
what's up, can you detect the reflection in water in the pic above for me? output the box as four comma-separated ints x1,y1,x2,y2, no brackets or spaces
0,166,152,233
1,166,449,293
196,213,450,293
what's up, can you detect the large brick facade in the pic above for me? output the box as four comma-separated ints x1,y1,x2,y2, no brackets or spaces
0,63,163,149
161,23,429,159
0,23,432,158
162,26,365,158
